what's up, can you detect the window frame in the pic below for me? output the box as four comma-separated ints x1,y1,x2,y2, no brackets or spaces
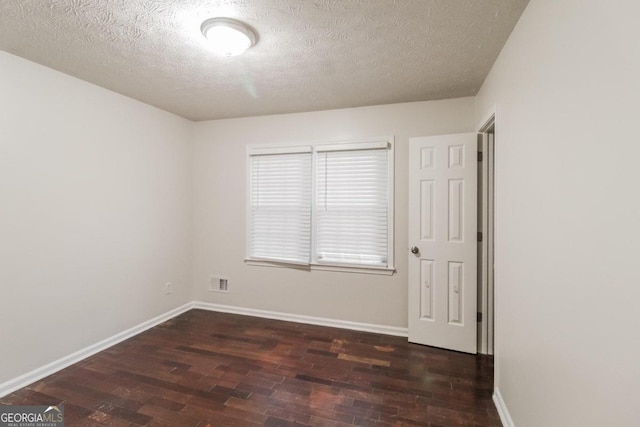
245,136,395,275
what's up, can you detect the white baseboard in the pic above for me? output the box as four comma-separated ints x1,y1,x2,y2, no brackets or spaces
0,302,194,398
192,301,409,337
493,387,515,427
1,300,408,398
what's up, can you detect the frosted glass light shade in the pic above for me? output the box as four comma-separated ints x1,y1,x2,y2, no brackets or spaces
201,18,256,56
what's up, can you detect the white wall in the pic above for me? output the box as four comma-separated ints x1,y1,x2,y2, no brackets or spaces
0,52,193,385
192,98,475,327
476,0,640,425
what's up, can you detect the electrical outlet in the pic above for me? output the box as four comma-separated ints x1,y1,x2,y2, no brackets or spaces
210,276,229,293
164,282,172,295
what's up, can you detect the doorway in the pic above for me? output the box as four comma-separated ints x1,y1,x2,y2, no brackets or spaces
478,116,495,355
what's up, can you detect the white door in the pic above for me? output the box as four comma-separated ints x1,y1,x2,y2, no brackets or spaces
408,133,478,353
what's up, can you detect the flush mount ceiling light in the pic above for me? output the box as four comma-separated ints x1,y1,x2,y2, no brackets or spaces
200,17,257,57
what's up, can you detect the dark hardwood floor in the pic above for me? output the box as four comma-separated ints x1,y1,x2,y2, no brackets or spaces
1,310,500,426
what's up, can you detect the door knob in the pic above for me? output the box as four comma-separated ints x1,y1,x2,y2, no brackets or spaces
411,246,419,254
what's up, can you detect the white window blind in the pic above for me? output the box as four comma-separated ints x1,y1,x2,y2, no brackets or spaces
315,148,389,266
249,151,311,264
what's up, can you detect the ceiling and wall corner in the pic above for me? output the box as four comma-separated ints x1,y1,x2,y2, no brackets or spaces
0,0,528,121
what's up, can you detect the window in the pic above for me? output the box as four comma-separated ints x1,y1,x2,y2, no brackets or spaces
247,138,394,273
248,146,312,264
315,146,389,266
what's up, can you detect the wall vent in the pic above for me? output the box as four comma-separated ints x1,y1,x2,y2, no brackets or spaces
210,276,229,293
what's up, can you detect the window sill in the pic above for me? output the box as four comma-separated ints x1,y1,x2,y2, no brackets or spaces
244,259,395,276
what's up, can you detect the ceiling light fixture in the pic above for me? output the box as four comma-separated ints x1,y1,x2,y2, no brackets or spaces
200,17,256,57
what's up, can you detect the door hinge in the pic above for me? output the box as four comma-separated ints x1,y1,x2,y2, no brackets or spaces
478,152,483,162
477,231,483,242
477,312,482,322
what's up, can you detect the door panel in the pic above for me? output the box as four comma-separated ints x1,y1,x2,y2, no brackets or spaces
408,133,478,353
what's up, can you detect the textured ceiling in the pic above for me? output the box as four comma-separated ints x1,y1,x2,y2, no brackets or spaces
0,0,529,121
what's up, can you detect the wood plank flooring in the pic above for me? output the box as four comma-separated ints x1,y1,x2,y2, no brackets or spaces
1,310,500,426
